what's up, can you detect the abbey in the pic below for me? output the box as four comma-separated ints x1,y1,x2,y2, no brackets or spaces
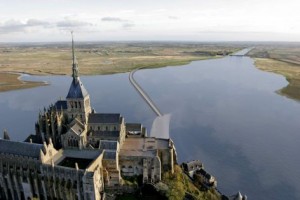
0,36,176,200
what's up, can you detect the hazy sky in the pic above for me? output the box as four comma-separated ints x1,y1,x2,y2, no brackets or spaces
0,0,299,42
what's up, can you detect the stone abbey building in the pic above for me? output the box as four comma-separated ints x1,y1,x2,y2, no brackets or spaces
0,37,177,200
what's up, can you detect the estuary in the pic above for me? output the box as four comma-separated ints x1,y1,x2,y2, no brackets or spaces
0,56,300,199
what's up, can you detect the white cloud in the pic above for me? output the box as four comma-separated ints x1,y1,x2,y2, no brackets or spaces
0,0,300,41
101,17,128,22
56,19,92,28
0,19,51,33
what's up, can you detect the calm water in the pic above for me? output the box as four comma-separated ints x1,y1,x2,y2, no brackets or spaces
1,56,300,199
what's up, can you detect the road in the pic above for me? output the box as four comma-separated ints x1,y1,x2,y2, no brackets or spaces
129,69,162,117
230,47,254,56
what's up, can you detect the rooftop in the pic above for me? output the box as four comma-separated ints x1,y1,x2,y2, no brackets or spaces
88,113,122,124
99,140,118,150
121,138,170,150
0,139,44,159
119,149,156,157
66,78,89,99
103,150,117,160
55,100,67,110
91,130,120,138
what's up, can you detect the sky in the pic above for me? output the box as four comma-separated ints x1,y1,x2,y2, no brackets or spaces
0,0,300,42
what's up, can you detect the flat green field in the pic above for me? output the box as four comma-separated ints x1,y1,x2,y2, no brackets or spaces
248,44,300,101
0,42,242,92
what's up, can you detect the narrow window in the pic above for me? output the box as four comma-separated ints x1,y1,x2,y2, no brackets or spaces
78,101,81,108
98,126,100,131
75,102,78,109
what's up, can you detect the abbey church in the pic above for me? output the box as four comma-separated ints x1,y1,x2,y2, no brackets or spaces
0,36,177,200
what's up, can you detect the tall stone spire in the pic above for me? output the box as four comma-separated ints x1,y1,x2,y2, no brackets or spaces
66,32,91,124
71,31,79,83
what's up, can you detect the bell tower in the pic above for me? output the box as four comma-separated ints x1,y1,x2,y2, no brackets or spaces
66,32,91,123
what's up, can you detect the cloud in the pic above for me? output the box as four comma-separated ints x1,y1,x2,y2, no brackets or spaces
0,18,93,34
27,19,50,26
168,16,179,20
56,19,92,28
101,17,135,29
122,23,135,29
0,19,50,33
101,17,128,22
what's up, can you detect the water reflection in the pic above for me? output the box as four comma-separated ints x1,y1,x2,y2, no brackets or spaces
0,56,300,199
134,57,300,200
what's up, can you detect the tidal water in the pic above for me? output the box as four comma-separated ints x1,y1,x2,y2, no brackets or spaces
1,56,300,199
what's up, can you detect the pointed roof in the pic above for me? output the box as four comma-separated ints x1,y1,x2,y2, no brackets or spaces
66,32,89,99
67,78,89,98
71,31,79,81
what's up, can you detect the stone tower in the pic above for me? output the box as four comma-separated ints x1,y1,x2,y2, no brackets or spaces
66,32,91,124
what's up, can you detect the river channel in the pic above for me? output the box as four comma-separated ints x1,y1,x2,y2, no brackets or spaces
1,56,300,199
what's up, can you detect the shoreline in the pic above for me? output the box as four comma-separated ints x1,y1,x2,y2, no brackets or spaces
253,58,300,101
0,56,221,92
0,72,48,93
3,55,300,102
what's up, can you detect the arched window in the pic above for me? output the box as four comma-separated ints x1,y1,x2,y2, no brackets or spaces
78,102,81,108
98,126,100,131
75,102,78,109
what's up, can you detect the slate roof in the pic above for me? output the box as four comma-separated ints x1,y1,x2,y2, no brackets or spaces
55,100,67,110
92,131,120,138
0,139,44,159
103,150,117,160
88,113,122,124
66,78,89,99
99,140,118,150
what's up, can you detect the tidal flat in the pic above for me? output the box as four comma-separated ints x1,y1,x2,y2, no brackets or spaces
0,42,242,92
248,43,300,101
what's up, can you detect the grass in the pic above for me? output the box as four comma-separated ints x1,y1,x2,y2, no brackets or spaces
0,72,47,92
248,45,300,101
161,165,221,200
0,42,242,92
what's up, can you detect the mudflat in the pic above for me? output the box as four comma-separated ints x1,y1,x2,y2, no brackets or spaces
248,44,300,101
0,42,241,92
